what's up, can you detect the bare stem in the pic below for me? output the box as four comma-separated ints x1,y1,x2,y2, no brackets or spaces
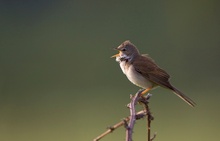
126,90,143,141
139,94,156,141
93,110,146,141
93,90,156,141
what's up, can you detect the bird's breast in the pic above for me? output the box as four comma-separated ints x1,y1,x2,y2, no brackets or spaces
119,61,153,89
119,61,127,74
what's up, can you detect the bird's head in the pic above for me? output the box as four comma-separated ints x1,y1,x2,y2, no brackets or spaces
111,40,140,59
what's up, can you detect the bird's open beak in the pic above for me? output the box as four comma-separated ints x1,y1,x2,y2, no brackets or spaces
111,53,120,58
111,48,120,58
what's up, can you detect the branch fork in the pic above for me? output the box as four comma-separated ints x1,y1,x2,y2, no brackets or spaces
93,89,156,141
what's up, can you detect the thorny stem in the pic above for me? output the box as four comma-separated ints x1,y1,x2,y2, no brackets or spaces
93,91,156,141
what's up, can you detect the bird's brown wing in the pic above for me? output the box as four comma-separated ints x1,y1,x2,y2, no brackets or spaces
133,55,196,107
133,55,173,89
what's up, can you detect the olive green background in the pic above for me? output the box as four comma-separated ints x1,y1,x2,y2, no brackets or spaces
0,0,220,141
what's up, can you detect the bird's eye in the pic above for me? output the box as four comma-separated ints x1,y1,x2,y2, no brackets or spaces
122,48,126,51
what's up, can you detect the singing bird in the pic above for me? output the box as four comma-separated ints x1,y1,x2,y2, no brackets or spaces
112,40,196,107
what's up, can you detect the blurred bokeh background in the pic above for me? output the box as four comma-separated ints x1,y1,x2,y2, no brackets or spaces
0,0,220,141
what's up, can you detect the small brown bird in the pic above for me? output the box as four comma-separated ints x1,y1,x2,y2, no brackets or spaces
112,40,196,107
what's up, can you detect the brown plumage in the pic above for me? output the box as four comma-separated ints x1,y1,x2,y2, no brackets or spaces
112,40,196,107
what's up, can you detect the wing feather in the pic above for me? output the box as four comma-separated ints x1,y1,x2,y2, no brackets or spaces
133,55,173,89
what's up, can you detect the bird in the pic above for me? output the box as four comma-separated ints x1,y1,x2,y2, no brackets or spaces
111,40,196,107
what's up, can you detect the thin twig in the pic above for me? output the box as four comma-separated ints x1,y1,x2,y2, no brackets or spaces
150,132,157,141
147,103,151,141
139,94,156,141
93,90,156,141
93,110,146,141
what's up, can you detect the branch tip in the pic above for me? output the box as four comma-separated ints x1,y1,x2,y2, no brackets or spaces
150,132,157,141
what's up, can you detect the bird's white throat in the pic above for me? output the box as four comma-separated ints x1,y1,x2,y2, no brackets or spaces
115,54,153,89
115,54,131,63
115,54,130,74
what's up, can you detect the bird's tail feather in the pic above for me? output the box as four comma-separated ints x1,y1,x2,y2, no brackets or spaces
171,86,196,107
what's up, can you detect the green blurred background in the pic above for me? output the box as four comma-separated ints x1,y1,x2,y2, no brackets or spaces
0,0,220,141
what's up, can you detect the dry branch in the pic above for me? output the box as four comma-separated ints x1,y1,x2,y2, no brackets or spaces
93,90,156,141
93,110,146,141
126,90,143,141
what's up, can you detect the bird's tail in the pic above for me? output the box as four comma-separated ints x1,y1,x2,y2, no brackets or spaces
171,86,196,107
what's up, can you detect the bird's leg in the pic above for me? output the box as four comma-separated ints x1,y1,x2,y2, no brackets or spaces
141,88,151,95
